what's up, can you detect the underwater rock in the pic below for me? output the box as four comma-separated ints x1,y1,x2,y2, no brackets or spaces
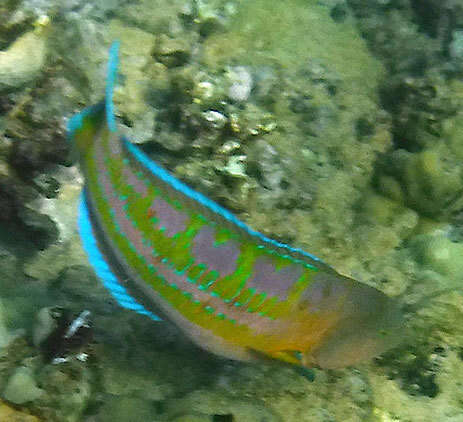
165,390,282,422
170,414,212,422
114,0,187,36
31,174,60,199
22,167,86,279
32,307,57,349
34,361,92,422
377,148,462,219
52,265,108,308
0,1,31,49
0,30,46,92
8,116,69,173
153,34,191,68
380,73,459,151
3,366,44,404
94,396,158,422
221,155,247,179
2,111,73,250
0,242,21,290
23,242,74,281
0,298,13,349
227,66,253,102
97,343,172,403
354,194,419,260
17,206,59,249
347,0,440,74
372,300,463,421
442,105,463,161
410,0,463,50
202,110,227,129
0,336,92,422
227,104,277,140
194,0,237,38
247,139,284,191
411,232,463,277
28,166,82,243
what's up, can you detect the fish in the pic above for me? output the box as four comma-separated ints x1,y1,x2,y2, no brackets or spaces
67,42,404,370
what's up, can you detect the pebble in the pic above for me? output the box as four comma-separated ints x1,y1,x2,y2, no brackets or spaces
227,66,253,102
203,110,227,129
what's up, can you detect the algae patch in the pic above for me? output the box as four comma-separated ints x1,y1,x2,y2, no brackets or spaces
202,0,383,97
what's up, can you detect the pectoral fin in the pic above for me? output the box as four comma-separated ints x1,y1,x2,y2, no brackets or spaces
248,348,303,366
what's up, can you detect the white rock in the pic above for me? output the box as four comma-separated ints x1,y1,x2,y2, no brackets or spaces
0,31,46,91
227,66,253,102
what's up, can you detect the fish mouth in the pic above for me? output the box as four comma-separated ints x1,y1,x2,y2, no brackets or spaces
300,275,405,369
308,299,404,369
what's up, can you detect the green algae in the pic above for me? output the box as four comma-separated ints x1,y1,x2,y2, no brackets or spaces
411,233,463,277
202,0,383,92
161,0,394,278
377,146,463,220
443,81,463,161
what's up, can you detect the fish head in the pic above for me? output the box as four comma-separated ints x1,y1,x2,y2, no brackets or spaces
299,272,405,369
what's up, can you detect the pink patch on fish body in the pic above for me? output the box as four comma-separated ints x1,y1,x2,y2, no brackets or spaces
149,198,188,237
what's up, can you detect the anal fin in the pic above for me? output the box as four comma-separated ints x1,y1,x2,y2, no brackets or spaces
78,192,162,321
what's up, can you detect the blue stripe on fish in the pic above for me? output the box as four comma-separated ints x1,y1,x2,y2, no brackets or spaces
124,139,323,267
105,41,119,133
90,38,324,270
78,191,162,321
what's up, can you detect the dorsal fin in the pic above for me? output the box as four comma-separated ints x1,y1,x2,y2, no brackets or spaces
124,138,330,272
104,40,329,272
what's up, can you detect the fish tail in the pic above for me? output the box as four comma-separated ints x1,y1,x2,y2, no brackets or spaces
105,41,119,133
66,41,120,158
71,42,163,321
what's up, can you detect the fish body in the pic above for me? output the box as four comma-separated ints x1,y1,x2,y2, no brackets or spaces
68,42,403,369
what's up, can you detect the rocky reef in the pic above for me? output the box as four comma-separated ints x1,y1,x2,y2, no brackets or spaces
0,0,462,421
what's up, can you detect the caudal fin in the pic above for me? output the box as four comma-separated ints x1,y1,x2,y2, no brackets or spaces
66,41,120,157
